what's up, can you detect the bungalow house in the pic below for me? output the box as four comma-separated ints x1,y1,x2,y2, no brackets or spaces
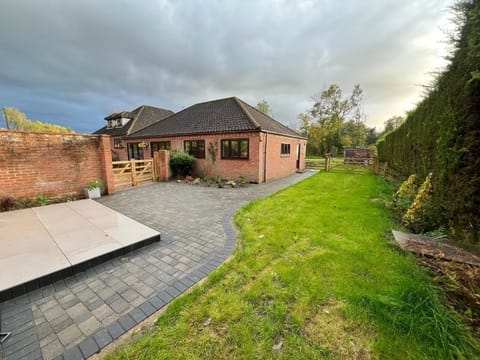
96,97,307,183
94,105,174,161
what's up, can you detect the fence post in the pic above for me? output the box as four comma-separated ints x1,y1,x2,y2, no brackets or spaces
373,157,379,174
153,152,160,182
382,162,388,177
131,159,137,186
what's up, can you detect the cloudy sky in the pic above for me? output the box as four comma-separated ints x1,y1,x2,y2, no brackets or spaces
0,0,455,133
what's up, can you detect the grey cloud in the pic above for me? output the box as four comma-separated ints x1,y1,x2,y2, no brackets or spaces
0,0,453,133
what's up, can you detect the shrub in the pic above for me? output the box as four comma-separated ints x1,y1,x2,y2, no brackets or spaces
393,175,419,217
170,152,196,177
403,174,436,233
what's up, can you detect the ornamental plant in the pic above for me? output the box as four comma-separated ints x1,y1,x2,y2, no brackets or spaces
393,174,419,216
87,179,100,190
403,173,434,233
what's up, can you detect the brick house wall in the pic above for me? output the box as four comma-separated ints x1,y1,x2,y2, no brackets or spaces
124,132,262,182
260,133,307,182
119,131,306,183
0,130,114,200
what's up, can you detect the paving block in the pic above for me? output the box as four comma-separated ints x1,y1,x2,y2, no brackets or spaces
92,328,113,348
78,337,100,358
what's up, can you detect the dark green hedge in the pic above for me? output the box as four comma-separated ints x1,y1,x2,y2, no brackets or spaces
377,1,480,243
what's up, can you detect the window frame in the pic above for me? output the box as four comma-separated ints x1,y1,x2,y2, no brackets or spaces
281,143,291,157
221,138,249,160
113,138,123,149
184,140,205,158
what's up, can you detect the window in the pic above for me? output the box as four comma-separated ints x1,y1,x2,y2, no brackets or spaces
114,139,123,149
107,120,115,129
116,119,122,127
127,143,144,160
184,140,205,158
221,139,249,159
281,143,291,156
151,141,171,157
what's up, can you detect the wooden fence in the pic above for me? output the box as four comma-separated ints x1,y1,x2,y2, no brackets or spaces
306,156,379,174
112,159,154,190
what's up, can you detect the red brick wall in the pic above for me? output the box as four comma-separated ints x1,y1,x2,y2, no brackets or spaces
0,130,113,200
261,133,307,182
125,132,262,182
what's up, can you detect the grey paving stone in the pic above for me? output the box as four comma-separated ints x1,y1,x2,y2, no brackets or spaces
63,345,83,360
78,337,99,358
41,338,64,360
57,324,83,347
149,295,166,310
78,316,101,337
65,303,90,323
106,321,125,339
50,313,74,334
91,304,115,323
118,314,136,331
139,301,156,317
92,328,113,348
129,308,147,323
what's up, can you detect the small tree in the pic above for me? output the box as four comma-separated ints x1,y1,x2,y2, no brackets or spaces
256,100,272,116
170,152,196,177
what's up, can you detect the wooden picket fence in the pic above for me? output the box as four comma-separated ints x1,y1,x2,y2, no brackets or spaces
112,159,154,190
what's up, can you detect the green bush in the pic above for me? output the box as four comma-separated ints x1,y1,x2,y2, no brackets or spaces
170,152,196,177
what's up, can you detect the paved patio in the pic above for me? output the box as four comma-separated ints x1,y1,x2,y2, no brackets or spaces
0,171,314,360
0,200,159,295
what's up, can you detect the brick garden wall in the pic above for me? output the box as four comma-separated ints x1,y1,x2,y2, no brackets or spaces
0,130,113,200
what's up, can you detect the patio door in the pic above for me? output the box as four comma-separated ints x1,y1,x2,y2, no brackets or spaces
127,143,144,160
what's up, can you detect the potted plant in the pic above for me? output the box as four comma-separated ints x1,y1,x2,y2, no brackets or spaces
85,179,101,199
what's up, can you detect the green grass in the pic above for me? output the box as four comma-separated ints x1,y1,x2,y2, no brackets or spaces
107,173,478,359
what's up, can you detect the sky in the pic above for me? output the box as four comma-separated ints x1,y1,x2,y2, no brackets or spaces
0,0,455,134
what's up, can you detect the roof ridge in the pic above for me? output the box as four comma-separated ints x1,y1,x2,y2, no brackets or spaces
234,97,260,129
127,105,145,135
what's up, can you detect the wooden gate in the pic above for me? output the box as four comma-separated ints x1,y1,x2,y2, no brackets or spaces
325,156,378,174
112,159,154,190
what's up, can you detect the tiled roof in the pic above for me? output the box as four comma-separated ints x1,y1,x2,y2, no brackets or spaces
93,105,174,136
128,97,305,139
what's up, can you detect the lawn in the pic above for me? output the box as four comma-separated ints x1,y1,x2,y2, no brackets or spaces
107,173,478,359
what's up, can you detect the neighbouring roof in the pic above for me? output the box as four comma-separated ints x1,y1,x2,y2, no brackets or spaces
93,105,174,136
128,97,305,139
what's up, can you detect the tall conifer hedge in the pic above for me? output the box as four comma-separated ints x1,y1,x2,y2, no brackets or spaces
377,0,480,243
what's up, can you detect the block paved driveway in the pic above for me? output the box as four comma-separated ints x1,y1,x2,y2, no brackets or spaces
0,171,314,360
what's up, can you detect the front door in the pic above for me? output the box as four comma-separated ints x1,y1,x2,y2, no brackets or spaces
296,144,301,171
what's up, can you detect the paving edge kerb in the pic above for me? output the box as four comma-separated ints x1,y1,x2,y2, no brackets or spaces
59,206,241,360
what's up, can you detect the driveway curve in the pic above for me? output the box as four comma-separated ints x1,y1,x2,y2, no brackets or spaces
0,171,314,360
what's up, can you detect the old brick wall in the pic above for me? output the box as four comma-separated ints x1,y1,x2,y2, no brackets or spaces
0,130,113,200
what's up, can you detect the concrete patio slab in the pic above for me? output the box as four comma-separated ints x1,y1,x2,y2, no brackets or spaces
0,200,160,295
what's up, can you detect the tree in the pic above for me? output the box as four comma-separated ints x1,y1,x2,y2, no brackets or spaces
2,107,74,133
300,84,366,155
256,100,272,116
383,115,404,133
